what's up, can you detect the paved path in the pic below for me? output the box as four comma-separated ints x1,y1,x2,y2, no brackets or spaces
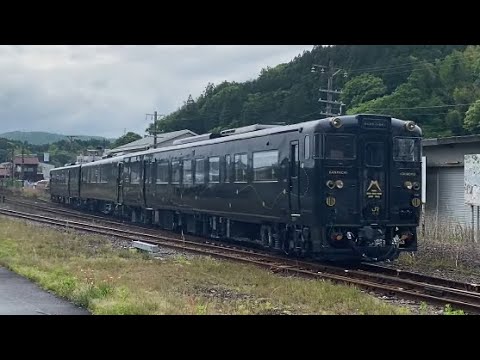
0,267,90,315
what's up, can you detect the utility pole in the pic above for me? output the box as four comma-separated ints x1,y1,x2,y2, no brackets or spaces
10,147,14,181
311,60,347,117
21,143,24,182
146,111,165,149
153,111,158,149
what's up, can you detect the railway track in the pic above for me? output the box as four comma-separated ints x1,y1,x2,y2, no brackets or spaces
1,204,480,314
6,198,480,293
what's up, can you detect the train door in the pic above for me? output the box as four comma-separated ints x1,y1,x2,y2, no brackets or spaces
117,162,124,205
288,140,301,216
360,134,389,222
142,157,150,208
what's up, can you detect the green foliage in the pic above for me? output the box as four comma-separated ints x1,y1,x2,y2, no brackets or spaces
341,74,387,108
464,100,480,133
0,131,109,146
443,304,465,315
146,45,469,139
113,132,142,148
0,135,113,168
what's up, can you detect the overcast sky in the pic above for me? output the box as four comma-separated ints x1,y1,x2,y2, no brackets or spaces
0,45,314,139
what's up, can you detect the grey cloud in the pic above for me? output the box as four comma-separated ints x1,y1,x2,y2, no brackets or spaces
0,45,313,139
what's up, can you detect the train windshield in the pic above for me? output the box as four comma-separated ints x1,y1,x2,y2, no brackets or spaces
325,135,356,160
393,137,420,162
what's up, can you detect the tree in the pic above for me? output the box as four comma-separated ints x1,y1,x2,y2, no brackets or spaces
341,74,387,109
113,132,142,148
464,100,480,133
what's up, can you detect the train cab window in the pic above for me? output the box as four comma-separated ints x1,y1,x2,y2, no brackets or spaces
304,135,310,160
325,135,356,160
394,137,420,162
156,161,169,184
208,157,220,183
253,150,278,182
183,160,193,185
234,153,248,183
195,158,205,184
171,161,181,184
365,142,384,167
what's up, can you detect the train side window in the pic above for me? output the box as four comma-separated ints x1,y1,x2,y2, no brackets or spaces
171,160,181,184
208,157,220,183
100,166,108,183
183,160,193,185
224,154,231,183
313,134,322,158
234,153,248,183
93,167,99,183
195,158,205,184
123,165,130,184
131,162,140,184
156,161,169,184
304,135,310,160
253,150,278,182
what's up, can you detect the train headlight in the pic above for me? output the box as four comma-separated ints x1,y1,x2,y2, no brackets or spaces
330,117,343,129
411,198,421,207
404,181,413,190
335,180,344,189
405,121,416,131
326,180,335,189
326,196,336,207
413,182,420,191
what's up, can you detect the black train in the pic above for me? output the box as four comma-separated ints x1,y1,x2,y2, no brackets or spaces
50,114,423,262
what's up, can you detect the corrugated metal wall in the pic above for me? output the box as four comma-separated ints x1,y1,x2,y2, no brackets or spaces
425,166,472,226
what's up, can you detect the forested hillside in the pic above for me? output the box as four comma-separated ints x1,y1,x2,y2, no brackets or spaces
0,131,110,145
149,45,480,138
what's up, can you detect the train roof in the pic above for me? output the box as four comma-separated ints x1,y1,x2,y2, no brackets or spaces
50,114,420,171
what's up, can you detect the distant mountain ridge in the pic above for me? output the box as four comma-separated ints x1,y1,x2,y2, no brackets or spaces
0,131,112,145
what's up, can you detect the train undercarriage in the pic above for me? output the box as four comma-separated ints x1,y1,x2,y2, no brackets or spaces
51,195,415,263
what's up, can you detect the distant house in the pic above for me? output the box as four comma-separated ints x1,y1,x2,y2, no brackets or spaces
13,155,40,182
38,162,55,180
76,149,109,164
0,165,10,179
106,130,197,157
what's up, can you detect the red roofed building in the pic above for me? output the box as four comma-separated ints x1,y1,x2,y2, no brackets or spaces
13,155,40,182
0,166,10,179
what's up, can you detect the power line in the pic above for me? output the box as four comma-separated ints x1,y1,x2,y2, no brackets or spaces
368,103,474,111
346,52,477,75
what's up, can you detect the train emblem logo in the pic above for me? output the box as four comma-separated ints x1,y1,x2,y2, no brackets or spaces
366,180,382,199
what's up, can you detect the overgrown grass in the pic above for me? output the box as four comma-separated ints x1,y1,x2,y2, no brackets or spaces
397,214,480,275
0,217,410,315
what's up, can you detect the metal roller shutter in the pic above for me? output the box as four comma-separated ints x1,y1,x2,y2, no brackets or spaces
438,167,471,226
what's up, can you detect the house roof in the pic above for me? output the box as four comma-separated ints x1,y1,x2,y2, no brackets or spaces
108,129,197,154
13,156,39,165
423,134,480,147
0,168,10,177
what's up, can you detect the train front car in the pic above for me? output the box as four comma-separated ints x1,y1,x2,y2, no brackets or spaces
314,114,422,262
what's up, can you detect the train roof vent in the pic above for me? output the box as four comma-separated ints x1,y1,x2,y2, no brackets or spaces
220,124,280,137
172,133,221,146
